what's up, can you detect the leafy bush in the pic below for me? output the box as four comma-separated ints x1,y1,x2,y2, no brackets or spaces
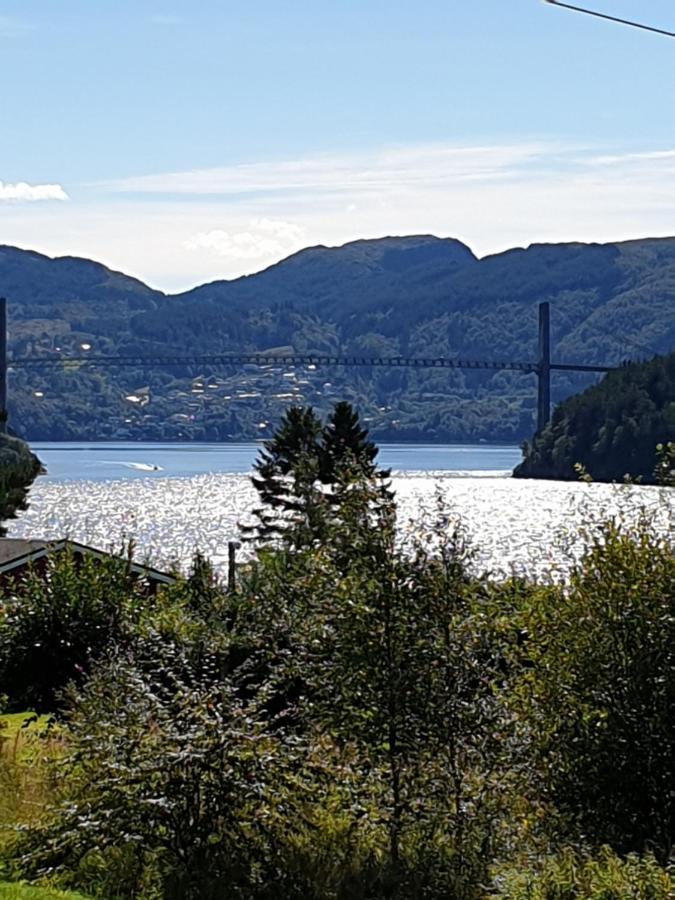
0,884,89,900
0,549,166,712
494,847,672,899
10,641,320,899
512,517,674,860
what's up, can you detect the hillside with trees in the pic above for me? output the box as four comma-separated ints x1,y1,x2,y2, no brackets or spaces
514,352,675,483
1,235,674,442
0,433,42,534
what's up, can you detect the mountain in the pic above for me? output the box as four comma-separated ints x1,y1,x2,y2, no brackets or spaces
514,352,675,483
1,235,674,443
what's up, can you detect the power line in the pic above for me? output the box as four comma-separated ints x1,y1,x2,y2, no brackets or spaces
543,1,675,38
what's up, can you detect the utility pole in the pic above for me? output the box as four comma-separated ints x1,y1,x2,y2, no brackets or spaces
537,301,551,433
0,298,7,434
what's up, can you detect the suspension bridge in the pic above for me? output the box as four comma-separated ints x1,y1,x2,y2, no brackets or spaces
0,300,618,435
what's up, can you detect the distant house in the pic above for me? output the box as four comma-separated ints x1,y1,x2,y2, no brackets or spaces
0,539,175,593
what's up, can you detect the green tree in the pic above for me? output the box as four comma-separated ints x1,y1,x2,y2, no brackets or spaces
246,401,389,546
321,400,389,482
514,353,675,483
245,405,325,545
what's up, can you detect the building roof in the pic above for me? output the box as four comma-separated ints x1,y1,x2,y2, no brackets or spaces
0,538,50,567
0,538,175,584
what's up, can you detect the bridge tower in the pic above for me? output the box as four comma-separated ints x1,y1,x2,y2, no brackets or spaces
537,301,551,433
0,298,7,434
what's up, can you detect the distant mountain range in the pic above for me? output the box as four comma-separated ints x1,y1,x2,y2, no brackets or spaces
1,234,674,443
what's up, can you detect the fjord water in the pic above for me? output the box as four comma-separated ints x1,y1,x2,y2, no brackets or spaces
13,441,673,581
30,442,523,481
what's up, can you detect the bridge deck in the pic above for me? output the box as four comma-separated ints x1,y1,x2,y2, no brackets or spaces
9,354,613,374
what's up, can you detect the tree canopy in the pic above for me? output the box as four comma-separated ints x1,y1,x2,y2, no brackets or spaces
0,433,43,535
514,352,675,483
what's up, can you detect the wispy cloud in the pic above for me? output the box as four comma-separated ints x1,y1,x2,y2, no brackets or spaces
105,142,557,198
5,139,675,290
0,181,68,202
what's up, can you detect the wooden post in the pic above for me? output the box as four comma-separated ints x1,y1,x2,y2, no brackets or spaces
0,298,7,434
227,540,240,593
537,301,551,433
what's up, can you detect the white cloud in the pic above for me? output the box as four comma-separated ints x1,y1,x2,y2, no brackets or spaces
185,218,305,261
0,181,68,202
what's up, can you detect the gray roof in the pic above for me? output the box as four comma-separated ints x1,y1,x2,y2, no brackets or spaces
0,538,174,583
0,538,49,567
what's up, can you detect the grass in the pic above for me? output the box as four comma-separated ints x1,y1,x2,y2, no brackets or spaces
0,713,64,854
0,715,51,763
0,884,89,899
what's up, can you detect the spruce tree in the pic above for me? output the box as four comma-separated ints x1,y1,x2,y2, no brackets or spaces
246,401,390,546
320,400,389,483
245,406,324,544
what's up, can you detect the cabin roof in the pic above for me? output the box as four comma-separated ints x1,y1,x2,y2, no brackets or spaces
0,538,175,584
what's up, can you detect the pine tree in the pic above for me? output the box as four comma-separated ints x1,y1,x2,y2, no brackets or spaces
245,402,390,546
320,401,391,496
245,406,324,544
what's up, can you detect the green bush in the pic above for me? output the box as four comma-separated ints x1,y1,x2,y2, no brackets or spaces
494,847,672,899
512,517,674,860
0,884,89,900
0,549,170,712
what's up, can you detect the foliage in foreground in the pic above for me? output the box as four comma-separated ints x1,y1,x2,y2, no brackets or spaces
494,848,672,899
0,425,673,897
512,518,674,863
0,884,89,900
0,549,180,713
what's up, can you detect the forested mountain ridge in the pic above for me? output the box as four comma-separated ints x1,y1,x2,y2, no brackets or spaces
2,234,674,443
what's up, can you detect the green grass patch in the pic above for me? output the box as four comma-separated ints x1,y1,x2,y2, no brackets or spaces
0,714,58,766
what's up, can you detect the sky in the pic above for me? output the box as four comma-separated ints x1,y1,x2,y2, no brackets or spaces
1,0,674,292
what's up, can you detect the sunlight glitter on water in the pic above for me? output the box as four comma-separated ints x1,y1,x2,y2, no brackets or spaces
10,471,674,580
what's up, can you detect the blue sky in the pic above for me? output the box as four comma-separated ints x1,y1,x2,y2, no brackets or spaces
1,0,674,290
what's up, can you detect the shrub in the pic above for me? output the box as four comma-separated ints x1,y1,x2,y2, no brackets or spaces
513,517,674,860
9,641,327,900
0,884,90,900
0,549,163,712
494,847,672,899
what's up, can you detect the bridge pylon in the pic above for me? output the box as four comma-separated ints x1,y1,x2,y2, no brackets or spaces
537,301,551,433
0,298,6,434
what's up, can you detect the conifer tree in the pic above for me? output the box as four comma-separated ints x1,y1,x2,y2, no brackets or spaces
245,406,324,543
245,401,390,545
320,401,381,479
